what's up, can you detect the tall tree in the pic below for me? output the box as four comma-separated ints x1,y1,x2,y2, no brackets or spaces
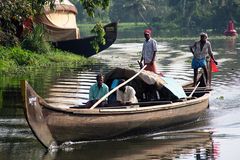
122,0,155,27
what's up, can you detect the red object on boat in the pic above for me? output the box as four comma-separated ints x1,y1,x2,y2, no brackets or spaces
210,59,219,73
224,20,238,37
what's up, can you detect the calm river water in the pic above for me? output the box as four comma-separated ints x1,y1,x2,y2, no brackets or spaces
0,38,239,160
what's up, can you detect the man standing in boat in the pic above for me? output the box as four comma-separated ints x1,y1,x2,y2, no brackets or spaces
190,32,218,86
140,29,158,73
86,74,109,107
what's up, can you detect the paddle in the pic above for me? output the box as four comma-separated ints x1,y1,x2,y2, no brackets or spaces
188,82,200,98
90,65,147,109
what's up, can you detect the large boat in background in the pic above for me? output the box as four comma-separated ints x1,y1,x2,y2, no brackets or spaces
34,0,117,57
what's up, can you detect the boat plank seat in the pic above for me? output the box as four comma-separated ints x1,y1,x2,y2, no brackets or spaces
184,87,212,91
70,100,173,109
185,90,210,95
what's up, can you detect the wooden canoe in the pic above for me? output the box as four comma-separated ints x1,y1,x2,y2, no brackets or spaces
52,22,118,57
21,68,210,149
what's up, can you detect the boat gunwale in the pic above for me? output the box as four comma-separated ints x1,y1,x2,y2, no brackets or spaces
40,92,209,115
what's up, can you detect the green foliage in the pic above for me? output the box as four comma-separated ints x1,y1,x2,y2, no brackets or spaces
77,0,110,53
21,25,51,54
79,0,110,17
0,0,111,50
0,0,33,46
9,47,37,66
90,22,106,53
217,96,224,100
0,46,95,75
0,31,19,47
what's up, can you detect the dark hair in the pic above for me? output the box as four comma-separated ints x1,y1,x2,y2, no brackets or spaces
119,79,125,84
96,73,104,80
119,79,126,92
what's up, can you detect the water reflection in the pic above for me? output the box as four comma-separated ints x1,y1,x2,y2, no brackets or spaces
224,38,237,54
43,131,214,160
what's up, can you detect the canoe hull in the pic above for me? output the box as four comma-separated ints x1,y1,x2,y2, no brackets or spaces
47,97,208,143
52,22,117,57
21,80,209,148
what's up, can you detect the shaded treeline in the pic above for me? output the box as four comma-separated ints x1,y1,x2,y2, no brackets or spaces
76,0,240,36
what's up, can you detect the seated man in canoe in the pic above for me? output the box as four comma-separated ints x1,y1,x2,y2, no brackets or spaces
86,73,109,107
116,79,138,108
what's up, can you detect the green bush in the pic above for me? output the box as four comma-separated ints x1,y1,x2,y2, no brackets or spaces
21,24,51,54
0,31,19,47
0,45,96,75
9,47,37,65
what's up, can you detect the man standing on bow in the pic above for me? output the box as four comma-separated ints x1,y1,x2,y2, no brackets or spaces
190,32,218,86
140,29,158,73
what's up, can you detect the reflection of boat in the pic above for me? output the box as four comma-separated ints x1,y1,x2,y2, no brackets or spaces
34,0,117,57
44,131,213,160
21,67,211,149
224,20,238,37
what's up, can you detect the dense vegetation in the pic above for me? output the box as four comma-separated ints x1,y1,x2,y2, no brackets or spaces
0,0,108,74
0,45,96,75
0,0,109,47
76,0,240,36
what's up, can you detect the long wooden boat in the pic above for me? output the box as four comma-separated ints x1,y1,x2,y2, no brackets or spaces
21,68,211,149
52,22,118,57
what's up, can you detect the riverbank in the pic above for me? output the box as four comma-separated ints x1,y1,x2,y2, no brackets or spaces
79,22,239,41
0,46,97,76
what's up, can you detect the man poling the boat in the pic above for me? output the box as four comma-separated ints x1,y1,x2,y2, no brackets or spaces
190,32,218,86
140,29,158,74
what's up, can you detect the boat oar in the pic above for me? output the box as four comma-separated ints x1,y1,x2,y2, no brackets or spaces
90,65,147,109
188,82,200,98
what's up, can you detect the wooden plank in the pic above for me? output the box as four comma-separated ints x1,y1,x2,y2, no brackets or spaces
185,91,210,94
184,86,212,91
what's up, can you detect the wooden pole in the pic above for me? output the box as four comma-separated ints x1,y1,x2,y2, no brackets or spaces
90,65,147,109
188,82,200,98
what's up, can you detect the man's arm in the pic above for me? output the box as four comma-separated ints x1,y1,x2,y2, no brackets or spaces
190,42,196,55
140,43,145,63
151,51,156,64
151,40,157,64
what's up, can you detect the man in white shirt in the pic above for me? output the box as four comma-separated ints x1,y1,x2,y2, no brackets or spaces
116,79,138,107
140,29,158,73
